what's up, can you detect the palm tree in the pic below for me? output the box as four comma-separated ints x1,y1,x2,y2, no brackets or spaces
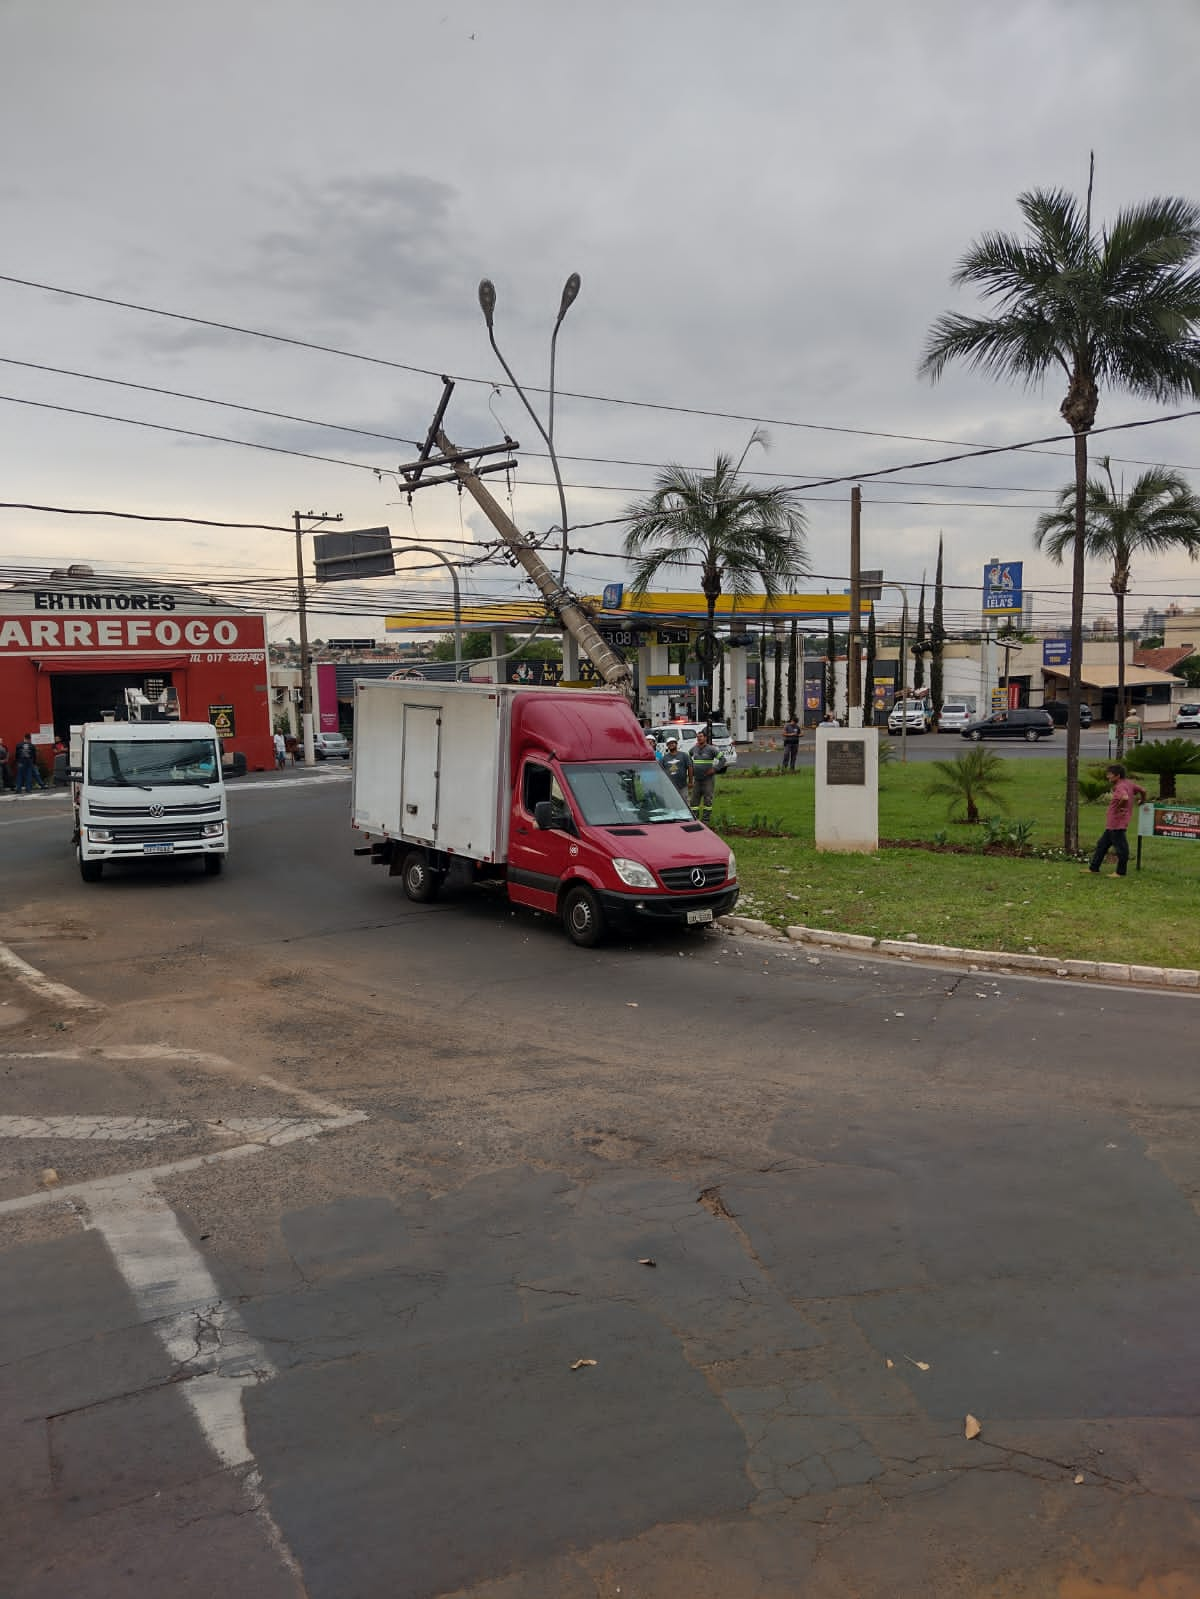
925,748,1012,825
1034,462,1200,753
920,172,1200,850
622,439,807,719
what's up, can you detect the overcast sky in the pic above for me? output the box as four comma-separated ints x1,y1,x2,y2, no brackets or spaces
3,0,1200,643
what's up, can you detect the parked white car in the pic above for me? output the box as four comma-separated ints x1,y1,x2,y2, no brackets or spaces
1176,703,1200,728
649,722,739,765
937,702,973,733
887,702,930,735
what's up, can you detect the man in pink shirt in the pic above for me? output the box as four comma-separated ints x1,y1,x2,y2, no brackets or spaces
1088,764,1147,877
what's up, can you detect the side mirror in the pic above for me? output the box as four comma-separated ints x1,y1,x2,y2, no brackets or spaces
534,801,556,830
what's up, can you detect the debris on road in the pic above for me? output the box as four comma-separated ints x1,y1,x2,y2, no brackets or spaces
637,1258,657,1268
570,1358,598,1371
965,1414,982,1440
903,1355,931,1371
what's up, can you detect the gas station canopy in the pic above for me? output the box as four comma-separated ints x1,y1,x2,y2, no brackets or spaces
385,592,870,633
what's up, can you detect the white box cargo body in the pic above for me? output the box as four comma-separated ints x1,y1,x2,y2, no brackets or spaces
352,679,511,862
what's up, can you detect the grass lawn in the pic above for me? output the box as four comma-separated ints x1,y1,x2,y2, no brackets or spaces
712,755,1200,968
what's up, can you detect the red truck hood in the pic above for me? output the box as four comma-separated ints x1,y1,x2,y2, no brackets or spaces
595,822,729,869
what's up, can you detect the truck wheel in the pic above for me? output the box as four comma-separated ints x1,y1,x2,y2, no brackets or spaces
401,850,441,903
204,854,224,876
562,885,605,948
78,849,102,883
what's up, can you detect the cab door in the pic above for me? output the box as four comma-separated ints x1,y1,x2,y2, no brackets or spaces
506,759,575,912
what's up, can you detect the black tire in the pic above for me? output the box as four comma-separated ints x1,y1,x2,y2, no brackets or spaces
78,849,102,883
1024,728,1040,743
562,884,605,948
204,854,224,876
969,730,983,742
401,850,441,903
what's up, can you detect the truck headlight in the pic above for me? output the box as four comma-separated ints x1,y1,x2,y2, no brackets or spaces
727,851,737,882
612,857,656,889
201,822,225,838
87,827,113,843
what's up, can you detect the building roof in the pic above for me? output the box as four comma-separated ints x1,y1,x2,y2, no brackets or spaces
1044,664,1182,689
1133,645,1194,673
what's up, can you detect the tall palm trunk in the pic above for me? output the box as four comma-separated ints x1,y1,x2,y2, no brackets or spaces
1114,579,1127,757
1063,428,1088,852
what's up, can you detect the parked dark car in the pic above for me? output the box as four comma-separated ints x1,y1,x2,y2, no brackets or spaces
1044,700,1093,728
961,708,1054,743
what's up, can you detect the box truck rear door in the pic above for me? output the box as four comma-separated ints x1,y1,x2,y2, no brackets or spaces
400,705,440,844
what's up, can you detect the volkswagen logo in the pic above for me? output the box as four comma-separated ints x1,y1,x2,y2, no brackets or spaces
690,867,706,887
149,805,164,817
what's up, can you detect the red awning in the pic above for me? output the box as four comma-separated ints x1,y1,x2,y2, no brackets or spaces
31,656,191,674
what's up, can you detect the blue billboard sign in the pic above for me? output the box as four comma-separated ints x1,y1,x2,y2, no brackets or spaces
602,582,624,610
1043,638,1070,668
982,561,1023,615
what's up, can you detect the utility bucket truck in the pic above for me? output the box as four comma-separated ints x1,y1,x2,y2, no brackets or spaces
72,720,229,881
352,680,739,946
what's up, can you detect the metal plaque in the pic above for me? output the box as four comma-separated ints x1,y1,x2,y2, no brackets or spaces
826,739,866,786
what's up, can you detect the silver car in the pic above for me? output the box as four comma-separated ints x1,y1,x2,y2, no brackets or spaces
937,703,972,733
311,732,351,760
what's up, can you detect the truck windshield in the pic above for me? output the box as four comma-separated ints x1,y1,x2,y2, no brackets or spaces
87,739,219,787
560,762,693,826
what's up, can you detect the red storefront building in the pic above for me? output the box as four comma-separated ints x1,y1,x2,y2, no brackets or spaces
0,567,272,771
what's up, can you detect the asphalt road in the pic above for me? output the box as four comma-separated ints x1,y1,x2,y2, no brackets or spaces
2,771,1199,1598
746,724,1200,767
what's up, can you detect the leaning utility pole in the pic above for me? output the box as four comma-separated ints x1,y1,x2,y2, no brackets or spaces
437,428,633,696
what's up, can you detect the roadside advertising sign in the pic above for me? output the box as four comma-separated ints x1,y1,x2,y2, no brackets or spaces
1043,638,1070,667
983,560,1023,615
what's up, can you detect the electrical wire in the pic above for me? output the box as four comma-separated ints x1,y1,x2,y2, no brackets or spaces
4,271,1198,475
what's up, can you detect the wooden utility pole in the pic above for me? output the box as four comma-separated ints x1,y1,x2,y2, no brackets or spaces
847,486,862,723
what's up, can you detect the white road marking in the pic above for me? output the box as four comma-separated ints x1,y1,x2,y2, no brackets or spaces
77,1178,302,1581
0,1115,189,1141
0,942,101,1010
0,1040,360,1586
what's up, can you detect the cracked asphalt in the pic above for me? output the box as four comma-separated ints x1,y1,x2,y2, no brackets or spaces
1,775,1198,1598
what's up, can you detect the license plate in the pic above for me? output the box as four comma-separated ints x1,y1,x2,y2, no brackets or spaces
686,908,713,925
143,843,175,855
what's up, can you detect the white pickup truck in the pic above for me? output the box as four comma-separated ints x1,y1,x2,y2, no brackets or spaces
72,720,228,882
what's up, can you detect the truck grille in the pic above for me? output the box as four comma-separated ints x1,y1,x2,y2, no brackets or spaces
107,824,210,843
659,861,727,892
88,799,222,818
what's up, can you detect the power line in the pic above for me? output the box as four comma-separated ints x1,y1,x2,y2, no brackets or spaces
0,393,394,474
6,270,1198,476
0,352,1083,494
0,356,423,448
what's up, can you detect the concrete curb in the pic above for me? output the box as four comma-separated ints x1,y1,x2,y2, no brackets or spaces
716,918,1200,992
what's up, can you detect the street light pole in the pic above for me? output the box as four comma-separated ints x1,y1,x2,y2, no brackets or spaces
294,510,340,766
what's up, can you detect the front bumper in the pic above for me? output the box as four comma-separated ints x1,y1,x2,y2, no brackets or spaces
594,883,740,927
80,840,227,861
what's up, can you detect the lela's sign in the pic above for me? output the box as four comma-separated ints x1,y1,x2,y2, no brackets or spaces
0,615,262,652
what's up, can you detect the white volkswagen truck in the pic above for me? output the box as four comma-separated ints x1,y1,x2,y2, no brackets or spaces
72,720,228,881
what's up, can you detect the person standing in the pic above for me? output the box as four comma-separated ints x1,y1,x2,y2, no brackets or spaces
0,738,11,792
273,730,287,770
1089,763,1147,878
659,736,693,797
781,714,801,771
13,734,40,795
689,729,726,825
